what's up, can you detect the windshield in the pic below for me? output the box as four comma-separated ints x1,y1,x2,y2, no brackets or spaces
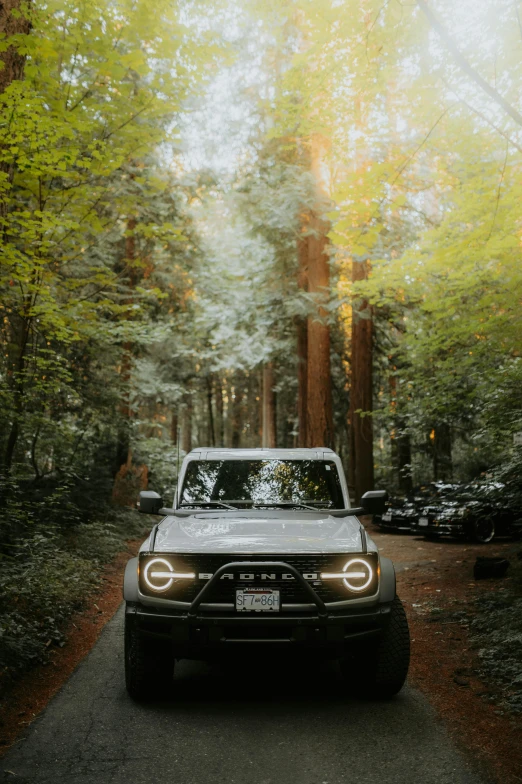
179,459,344,509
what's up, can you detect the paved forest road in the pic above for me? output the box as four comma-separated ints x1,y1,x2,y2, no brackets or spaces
3,606,487,784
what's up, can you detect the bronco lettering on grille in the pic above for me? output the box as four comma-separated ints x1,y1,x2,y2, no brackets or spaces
196,572,319,581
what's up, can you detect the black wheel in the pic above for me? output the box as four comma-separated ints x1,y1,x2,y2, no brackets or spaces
473,517,495,544
341,597,410,699
124,613,174,700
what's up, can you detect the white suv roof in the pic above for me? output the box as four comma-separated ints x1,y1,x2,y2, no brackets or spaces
187,448,336,460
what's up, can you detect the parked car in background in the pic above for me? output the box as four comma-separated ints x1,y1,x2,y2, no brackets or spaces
373,496,419,532
375,483,460,534
411,481,522,543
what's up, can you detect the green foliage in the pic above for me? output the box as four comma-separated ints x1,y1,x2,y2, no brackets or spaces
0,0,225,685
0,0,226,475
0,483,147,684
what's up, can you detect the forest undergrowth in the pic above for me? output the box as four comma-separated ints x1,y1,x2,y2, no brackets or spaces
0,479,145,694
429,548,522,716
470,556,522,715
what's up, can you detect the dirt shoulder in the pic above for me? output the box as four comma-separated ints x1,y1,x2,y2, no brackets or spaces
0,540,141,754
371,525,522,784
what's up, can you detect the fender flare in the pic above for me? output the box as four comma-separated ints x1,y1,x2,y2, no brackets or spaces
123,557,139,602
379,556,396,603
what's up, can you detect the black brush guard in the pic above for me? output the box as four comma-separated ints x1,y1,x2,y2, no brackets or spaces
187,560,328,620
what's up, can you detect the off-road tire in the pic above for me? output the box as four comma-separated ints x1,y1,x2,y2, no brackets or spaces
342,597,410,699
124,613,174,701
369,596,410,697
473,518,495,544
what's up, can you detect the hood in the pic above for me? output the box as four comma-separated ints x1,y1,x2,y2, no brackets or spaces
146,509,369,554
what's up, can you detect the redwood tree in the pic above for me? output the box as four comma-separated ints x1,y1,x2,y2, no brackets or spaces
262,362,276,447
349,259,374,501
0,0,31,94
296,227,308,447
303,136,333,449
182,389,193,454
305,209,333,448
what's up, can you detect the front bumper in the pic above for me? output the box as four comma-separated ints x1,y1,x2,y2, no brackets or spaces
414,519,464,537
377,518,415,532
126,601,391,657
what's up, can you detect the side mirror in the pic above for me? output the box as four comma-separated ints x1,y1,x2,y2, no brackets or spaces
138,490,164,515
361,490,388,515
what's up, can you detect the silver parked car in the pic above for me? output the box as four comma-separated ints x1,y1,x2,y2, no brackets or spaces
124,448,410,700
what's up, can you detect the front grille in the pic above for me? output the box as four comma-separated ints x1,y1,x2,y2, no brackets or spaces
140,553,378,605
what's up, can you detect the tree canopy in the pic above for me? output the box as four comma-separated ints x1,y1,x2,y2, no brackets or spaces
1,0,521,503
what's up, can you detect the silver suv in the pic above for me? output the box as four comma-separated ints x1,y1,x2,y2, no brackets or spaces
124,448,410,700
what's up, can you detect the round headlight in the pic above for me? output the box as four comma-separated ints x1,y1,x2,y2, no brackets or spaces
342,558,373,592
143,558,175,592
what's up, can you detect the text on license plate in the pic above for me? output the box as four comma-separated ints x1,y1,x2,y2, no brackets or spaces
382,512,392,521
419,517,429,526
236,588,280,612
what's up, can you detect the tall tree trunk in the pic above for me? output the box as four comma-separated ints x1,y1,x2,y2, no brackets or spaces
3,313,30,472
391,422,413,494
231,375,244,448
245,370,260,447
113,217,137,479
432,423,452,480
0,1,31,94
3,214,40,472
170,411,179,444
224,378,232,447
182,390,193,454
114,348,132,474
111,218,149,511
215,377,224,447
306,212,333,447
305,135,333,448
206,376,215,446
389,372,413,494
296,228,308,447
397,426,413,494
0,4,33,473
296,320,308,447
347,398,356,502
262,362,277,448
0,2,31,236
349,259,374,502
258,370,264,446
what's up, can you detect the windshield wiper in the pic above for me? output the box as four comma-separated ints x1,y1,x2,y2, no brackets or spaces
250,501,327,511
179,501,238,510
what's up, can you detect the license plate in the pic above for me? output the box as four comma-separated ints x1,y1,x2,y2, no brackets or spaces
382,512,392,522
236,588,280,612
419,517,429,527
